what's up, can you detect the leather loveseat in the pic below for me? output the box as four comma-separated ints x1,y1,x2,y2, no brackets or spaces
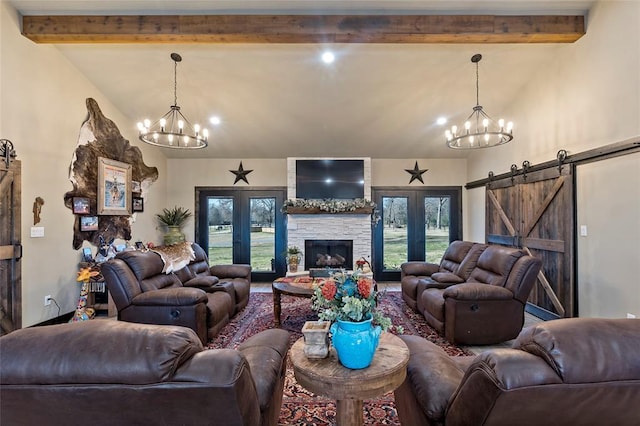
102,243,251,344
174,242,251,315
401,241,486,311
0,321,290,426
394,318,640,426
401,242,541,345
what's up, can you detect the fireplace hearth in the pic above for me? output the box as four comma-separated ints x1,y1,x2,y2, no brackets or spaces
305,240,353,271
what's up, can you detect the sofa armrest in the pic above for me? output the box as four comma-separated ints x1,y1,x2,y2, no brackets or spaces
131,288,208,306
400,261,439,278
210,264,251,280
238,329,290,411
183,276,220,291
398,335,470,423
443,283,514,301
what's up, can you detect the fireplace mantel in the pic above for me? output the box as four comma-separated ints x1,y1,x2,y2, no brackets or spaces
285,206,373,215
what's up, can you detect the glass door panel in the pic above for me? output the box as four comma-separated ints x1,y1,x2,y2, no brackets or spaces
196,188,286,281
250,197,276,272
424,196,451,263
382,196,408,271
207,197,234,265
373,187,461,281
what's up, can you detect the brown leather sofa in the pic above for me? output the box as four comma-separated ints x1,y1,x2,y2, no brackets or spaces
0,321,290,426
394,318,640,426
401,241,486,311
102,243,251,344
174,242,251,315
402,242,541,345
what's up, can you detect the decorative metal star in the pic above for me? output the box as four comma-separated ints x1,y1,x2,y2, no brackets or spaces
405,161,428,184
230,162,253,184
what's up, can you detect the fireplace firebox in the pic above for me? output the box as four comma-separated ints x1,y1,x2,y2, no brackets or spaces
304,240,353,271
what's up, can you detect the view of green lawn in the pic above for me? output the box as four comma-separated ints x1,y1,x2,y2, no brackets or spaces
207,226,450,272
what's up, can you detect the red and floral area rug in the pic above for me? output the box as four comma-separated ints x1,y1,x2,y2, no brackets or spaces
208,291,471,425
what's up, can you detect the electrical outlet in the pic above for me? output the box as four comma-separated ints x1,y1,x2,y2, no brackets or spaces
44,295,52,306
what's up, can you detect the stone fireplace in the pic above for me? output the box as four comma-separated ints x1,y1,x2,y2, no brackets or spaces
286,157,373,271
304,239,353,270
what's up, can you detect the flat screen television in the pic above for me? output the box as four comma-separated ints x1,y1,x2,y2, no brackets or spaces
296,159,365,199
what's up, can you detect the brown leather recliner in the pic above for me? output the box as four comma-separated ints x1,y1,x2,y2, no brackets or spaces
0,321,290,426
102,246,248,344
418,245,542,345
174,243,251,315
394,318,640,426
400,241,486,311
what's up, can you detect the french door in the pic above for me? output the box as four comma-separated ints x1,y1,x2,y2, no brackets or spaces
372,187,462,281
195,188,287,282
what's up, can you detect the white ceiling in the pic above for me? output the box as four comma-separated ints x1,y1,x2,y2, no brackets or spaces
8,1,595,159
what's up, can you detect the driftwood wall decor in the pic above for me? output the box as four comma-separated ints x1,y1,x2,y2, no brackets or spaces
64,98,158,249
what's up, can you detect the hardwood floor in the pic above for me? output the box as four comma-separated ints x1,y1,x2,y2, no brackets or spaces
250,281,543,355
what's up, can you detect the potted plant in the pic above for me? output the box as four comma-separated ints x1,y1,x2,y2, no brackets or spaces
286,246,303,272
156,206,192,246
311,270,403,369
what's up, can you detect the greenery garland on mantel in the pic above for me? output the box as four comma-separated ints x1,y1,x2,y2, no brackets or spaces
281,199,381,224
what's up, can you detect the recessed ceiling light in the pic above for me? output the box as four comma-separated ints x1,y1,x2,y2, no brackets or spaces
321,51,335,64
209,116,221,126
436,117,447,125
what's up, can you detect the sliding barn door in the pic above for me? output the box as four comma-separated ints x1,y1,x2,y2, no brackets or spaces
486,166,574,318
0,155,22,334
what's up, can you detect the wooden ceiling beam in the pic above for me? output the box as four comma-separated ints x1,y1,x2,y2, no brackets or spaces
21,14,585,44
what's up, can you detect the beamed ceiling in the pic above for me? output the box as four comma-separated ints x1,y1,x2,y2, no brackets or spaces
9,0,592,159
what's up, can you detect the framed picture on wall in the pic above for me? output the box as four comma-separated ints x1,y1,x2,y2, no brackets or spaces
80,215,99,232
97,157,132,215
72,197,90,214
132,196,144,212
132,180,142,193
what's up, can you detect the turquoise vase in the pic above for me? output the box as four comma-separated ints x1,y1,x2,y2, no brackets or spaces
330,315,382,369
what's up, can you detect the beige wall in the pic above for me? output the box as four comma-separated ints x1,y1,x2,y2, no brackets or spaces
1,2,167,327
576,152,640,318
466,1,640,318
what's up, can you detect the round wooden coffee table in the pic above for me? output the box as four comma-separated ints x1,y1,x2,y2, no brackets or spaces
289,332,409,426
272,280,315,327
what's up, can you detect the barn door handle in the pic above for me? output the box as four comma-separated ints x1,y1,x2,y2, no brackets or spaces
14,244,22,260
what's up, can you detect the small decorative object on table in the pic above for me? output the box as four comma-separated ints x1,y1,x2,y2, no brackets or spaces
355,256,371,273
312,270,402,369
301,320,331,359
285,245,303,273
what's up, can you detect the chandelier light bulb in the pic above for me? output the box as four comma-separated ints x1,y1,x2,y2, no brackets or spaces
194,124,200,133
153,133,159,141
168,134,174,144
445,54,514,149
143,119,151,128
203,128,209,139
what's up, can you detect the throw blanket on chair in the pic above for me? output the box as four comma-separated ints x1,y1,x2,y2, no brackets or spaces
152,242,195,273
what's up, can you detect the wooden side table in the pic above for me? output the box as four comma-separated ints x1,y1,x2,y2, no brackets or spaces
271,280,314,327
289,332,409,426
